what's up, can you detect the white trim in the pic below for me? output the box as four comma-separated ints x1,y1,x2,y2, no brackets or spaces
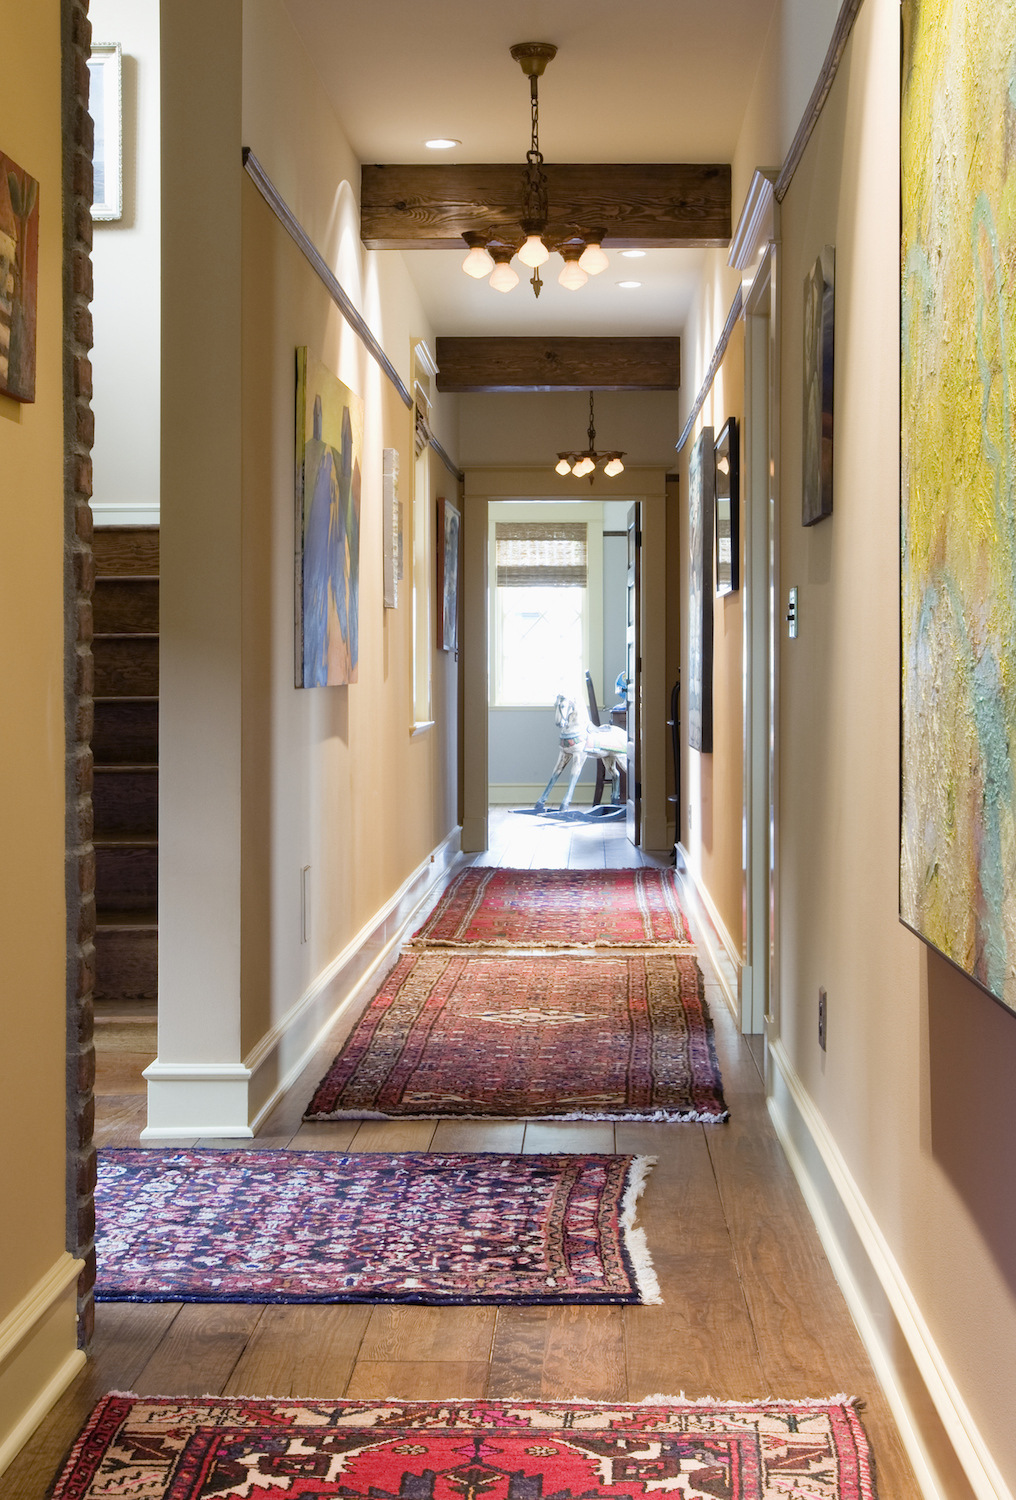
90,501,160,526
674,845,741,1018
489,783,597,806
410,720,436,737
0,1254,82,1371
767,1038,1013,1500
413,339,439,381
0,1254,85,1477
728,168,778,272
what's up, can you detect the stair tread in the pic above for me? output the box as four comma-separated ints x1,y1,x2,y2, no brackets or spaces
95,574,159,583
94,763,159,773
94,695,159,704
94,833,159,848
96,908,159,929
93,632,160,641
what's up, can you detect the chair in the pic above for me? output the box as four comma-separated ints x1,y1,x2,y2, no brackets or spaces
585,671,608,806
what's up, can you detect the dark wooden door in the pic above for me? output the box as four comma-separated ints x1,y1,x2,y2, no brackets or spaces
626,503,641,845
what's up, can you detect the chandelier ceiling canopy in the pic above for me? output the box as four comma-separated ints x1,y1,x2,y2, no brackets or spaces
461,43,611,299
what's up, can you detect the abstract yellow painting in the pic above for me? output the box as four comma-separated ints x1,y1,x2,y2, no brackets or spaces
901,0,1016,1011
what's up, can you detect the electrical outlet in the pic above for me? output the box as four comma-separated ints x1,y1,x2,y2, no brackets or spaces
818,987,827,1051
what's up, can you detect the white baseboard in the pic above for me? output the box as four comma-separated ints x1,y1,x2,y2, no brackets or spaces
488,783,596,805
767,1036,1012,1500
141,827,463,1138
674,844,741,1018
90,501,160,527
0,1253,85,1477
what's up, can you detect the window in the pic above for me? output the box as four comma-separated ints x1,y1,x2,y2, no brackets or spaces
490,510,602,707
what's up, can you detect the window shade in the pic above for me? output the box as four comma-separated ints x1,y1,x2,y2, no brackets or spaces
495,522,588,588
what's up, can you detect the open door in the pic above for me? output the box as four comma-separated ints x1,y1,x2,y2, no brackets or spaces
625,503,641,845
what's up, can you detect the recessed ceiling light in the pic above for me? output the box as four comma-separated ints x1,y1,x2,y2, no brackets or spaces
621,249,646,258
617,280,642,289
425,138,460,149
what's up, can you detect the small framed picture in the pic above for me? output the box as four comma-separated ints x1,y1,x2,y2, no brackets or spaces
803,245,835,525
437,496,461,653
714,418,739,595
88,43,123,221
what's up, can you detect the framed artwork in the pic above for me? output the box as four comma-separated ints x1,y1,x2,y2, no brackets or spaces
802,245,834,525
382,447,400,609
437,496,461,653
714,418,740,595
687,426,714,753
87,43,123,221
901,0,1016,1014
295,347,363,687
0,151,40,403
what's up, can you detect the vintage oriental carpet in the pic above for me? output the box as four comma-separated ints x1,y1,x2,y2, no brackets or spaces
50,1396,877,1500
94,1148,659,1305
305,951,727,1122
409,867,694,948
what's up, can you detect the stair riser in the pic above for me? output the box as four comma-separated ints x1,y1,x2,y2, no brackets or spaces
96,846,158,910
93,700,159,765
93,637,159,696
93,578,159,634
93,770,159,835
95,928,158,1001
92,526,160,577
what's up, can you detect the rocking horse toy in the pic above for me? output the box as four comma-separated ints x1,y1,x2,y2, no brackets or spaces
535,692,627,813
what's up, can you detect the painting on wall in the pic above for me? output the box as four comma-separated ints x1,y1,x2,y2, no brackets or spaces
901,0,1016,1014
437,496,461,653
802,246,834,526
688,426,714,753
0,151,39,403
87,42,123,221
714,418,740,595
295,347,363,687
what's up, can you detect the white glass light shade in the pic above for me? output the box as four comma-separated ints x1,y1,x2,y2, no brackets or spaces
555,458,573,476
489,259,520,293
558,258,588,291
572,456,595,477
519,234,550,268
462,243,495,278
579,241,609,275
603,457,625,477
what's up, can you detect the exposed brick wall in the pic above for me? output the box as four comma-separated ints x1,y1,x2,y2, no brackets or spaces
62,0,97,1350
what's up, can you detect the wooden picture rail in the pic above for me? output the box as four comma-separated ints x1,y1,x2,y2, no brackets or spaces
243,148,413,410
360,163,731,249
435,337,681,393
675,287,743,454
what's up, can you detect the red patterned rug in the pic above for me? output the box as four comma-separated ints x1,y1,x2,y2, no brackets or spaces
305,952,727,1122
409,867,694,948
94,1149,659,1305
50,1396,877,1500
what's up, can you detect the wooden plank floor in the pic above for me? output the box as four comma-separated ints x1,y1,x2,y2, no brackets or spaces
0,810,920,1497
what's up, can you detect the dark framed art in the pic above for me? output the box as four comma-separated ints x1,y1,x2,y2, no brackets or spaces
688,426,714,753
437,496,461,653
714,418,739,595
0,150,40,403
802,245,834,526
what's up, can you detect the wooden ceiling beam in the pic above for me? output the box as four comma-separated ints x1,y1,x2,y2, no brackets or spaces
360,163,730,249
435,337,681,393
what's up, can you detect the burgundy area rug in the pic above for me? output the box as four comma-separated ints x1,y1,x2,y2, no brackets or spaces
50,1396,877,1500
306,951,728,1122
95,1148,660,1305
409,867,695,948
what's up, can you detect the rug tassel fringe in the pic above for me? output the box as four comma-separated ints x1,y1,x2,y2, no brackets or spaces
622,1155,663,1306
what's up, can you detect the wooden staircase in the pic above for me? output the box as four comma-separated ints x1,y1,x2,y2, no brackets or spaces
93,526,159,1004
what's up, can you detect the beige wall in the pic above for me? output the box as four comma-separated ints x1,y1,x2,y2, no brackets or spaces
678,0,1016,1492
0,0,85,1470
151,0,460,1133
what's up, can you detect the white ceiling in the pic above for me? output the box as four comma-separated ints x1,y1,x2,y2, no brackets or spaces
283,0,778,337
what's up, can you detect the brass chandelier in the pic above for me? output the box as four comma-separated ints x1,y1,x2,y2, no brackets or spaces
555,393,626,480
461,43,610,298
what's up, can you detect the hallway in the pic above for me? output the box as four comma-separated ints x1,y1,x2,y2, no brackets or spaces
1,816,917,1497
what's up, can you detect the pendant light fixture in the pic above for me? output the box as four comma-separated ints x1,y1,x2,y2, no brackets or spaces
555,393,626,482
460,44,611,299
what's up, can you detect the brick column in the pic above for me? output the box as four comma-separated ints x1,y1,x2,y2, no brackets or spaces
62,0,97,1349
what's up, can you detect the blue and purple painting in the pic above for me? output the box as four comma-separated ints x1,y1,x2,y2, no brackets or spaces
296,348,363,687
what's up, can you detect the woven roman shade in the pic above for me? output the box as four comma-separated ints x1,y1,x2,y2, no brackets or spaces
495,521,588,588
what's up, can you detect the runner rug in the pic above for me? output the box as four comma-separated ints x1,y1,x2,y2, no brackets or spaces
408,867,694,948
49,1396,877,1500
305,952,728,1122
94,1148,660,1305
